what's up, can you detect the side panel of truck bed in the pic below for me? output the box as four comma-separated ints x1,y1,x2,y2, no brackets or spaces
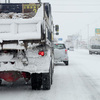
0,3,40,13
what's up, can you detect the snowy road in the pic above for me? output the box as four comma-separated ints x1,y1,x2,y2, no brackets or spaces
1,49,100,100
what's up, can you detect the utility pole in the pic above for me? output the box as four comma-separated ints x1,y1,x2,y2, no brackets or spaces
8,0,10,3
87,24,90,48
79,29,82,41
5,0,7,3
5,0,10,3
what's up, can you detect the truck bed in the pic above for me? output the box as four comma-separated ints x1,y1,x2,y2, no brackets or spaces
0,3,43,42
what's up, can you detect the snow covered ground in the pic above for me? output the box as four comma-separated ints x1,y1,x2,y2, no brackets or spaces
1,49,100,100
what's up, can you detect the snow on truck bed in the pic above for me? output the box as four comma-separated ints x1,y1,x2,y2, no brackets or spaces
0,13,35,19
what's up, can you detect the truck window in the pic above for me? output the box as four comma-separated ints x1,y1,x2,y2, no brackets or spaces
0,3,40,16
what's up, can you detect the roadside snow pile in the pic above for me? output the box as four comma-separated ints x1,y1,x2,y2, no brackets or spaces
0,12,35,19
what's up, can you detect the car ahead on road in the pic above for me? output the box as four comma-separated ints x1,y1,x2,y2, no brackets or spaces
54,42,69,65
69,46,74,51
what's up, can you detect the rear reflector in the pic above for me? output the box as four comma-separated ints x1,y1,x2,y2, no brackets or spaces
38,51,44,56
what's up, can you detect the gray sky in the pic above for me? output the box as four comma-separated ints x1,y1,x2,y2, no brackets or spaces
1,0,100,41
44,0,100,41
50,0,100,41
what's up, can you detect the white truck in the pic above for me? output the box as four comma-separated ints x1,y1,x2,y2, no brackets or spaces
0,1,55,90
65,40,74,51
88,36,100,54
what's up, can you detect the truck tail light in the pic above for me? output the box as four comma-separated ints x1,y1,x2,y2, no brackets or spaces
38,51,44,56
65,49,67,54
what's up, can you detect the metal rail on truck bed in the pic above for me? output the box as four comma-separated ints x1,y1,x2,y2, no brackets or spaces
0,3,40,13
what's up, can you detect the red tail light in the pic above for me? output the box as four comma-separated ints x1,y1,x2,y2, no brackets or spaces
38,51,44,56
65,49,67,54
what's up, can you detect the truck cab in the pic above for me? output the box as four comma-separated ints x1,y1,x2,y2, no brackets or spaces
88,36,100,54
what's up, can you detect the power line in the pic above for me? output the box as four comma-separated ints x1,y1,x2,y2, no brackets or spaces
52,4,100,7
53,11,100,13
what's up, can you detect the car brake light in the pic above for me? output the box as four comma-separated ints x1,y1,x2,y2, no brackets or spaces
65,49,67,54
38,51,44,56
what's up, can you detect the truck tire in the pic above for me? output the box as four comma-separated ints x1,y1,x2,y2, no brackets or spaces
51,70,53,85
0,78,2,86
51,59,54,85
31,73,42,90
89,51,92,54
64,61,69,65
42,72,51,90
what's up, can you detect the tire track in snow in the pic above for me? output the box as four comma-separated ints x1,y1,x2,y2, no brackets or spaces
69,49,100,100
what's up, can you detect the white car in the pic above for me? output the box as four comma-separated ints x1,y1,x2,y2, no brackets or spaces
54,42,69,65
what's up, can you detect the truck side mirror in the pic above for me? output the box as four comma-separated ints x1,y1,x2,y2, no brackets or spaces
55,25,59,35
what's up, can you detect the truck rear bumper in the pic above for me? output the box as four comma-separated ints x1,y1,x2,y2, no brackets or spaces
54,57,68,63
0,56,51,73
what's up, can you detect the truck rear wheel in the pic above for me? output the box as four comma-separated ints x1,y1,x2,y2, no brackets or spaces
89,51,92,54
0,78,2,86
42,72,51,90
64,61,69,65
42,61,53,90
31,73,42,90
